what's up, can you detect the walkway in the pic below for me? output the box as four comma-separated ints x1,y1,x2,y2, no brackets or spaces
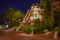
0,31,59,40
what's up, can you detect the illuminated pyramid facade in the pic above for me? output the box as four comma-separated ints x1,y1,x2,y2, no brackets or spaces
20,3,44,28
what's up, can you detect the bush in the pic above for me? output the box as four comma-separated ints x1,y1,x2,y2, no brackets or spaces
33,19,46,34
24,25,34,34
24,19,53,34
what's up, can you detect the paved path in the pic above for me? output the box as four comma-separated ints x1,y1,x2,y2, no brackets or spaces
0,31,60,40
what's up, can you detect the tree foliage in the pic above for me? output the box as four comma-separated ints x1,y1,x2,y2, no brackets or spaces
6,7,25,27
40,0,54,30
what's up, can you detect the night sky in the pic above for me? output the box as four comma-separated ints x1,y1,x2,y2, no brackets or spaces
0,0,40,13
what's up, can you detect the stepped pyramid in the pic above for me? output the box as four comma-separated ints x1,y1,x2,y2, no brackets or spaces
20,3,44,29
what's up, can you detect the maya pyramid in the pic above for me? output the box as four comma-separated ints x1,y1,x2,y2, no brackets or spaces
20,3,44,29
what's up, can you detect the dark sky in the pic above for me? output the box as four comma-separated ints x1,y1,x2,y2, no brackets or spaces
0,0,40,13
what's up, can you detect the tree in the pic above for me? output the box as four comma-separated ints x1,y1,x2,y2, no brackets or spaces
6,7,25,28
40,0,60,38
40,0,54,31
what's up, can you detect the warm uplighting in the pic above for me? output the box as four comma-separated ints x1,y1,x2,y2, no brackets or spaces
21,3,43,28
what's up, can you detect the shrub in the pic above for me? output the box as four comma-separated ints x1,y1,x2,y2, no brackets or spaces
24,25,34,34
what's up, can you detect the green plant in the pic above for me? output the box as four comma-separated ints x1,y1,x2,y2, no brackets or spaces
6,7,25,27
24,25,34,34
